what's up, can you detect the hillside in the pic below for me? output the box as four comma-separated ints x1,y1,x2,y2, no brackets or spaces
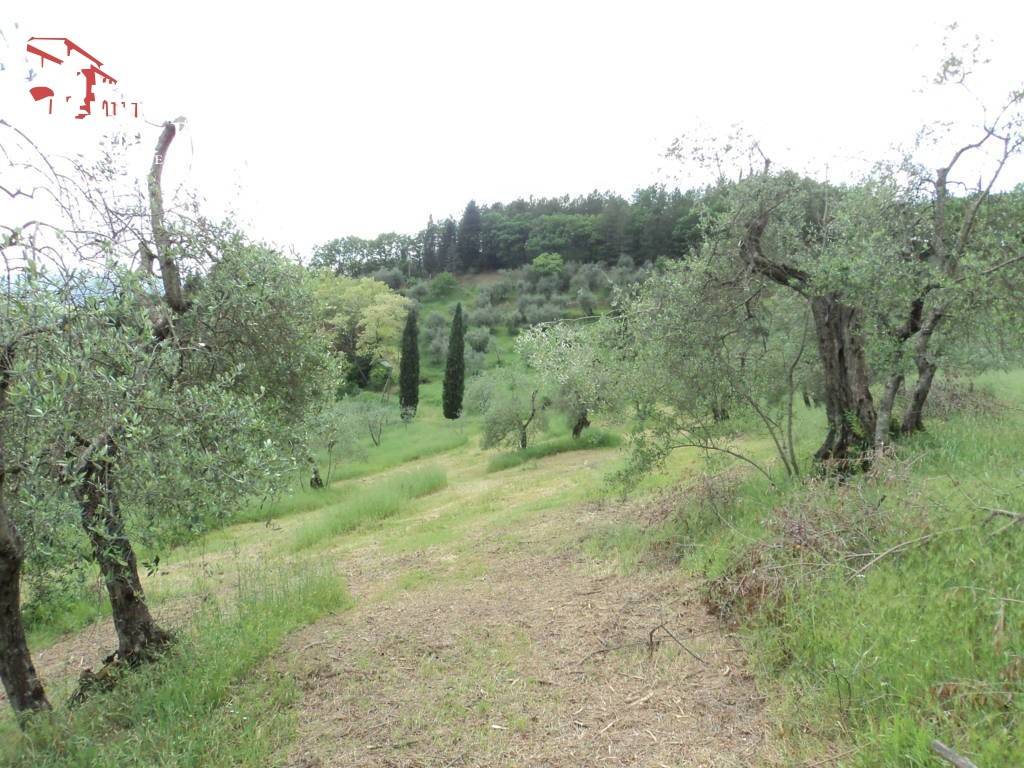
2,270,1022,766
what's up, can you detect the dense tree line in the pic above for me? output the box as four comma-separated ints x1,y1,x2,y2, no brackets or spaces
310,186,703,278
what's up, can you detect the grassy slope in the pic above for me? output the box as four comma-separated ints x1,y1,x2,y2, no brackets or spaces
584,370,1024,766
291,465,448,550
486,429,621,472
7,564,351,768
3,419,621,767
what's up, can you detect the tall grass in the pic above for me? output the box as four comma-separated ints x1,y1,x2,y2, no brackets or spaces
486,429,620,473
3,563,350,768
604,370,1024,766
291,465,448,551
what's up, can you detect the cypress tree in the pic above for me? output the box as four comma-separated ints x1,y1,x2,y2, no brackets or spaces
457,200,482,272
399,309,420,420
439,219,459,273
422,216,437,275
442,303,465,419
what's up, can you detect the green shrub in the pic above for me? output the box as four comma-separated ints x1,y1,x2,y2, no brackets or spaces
427,272,458,300
465,327,491,353
530,252,564,276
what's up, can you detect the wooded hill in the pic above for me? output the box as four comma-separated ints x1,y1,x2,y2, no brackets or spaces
310,186,702,277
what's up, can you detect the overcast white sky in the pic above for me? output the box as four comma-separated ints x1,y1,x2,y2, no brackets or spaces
3,1,1023,257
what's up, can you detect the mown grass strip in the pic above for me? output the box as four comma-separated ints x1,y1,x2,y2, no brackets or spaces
291,465,448,551
486,429,620,473
233,426,465,525
3,563,351,768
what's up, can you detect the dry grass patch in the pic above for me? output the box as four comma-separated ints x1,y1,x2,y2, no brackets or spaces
283,501,767,767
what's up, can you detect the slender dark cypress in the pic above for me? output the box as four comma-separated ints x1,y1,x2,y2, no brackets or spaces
442,303,465,420
399,309,420,420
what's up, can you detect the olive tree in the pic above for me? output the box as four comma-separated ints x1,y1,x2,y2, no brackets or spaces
465,370,547,450
665,45,1023,466
522,261,814,485
0,119,334,719
518,319,621,439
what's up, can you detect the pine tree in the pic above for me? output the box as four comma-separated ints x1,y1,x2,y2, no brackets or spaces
442,303,465,420
422,216,438,276
399,309,420,420
439,219,459,273
457,200,482,272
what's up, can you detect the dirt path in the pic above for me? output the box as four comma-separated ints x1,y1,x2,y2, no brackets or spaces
13,448,769,765
282,463,767,767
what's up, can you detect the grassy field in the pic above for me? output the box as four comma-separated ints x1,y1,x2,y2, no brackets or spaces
486,428,620,472
1,359,629,765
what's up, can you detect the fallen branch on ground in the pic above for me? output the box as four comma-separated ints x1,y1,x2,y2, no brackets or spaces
983,506,1024,524
847,527,970,582
930,739,977,768
648,622,707,665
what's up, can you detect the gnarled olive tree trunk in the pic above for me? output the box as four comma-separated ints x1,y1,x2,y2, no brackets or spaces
571,408,590,439
0,504,50,719
810,293,877,465
0,344,50,720
741,204,877,467
75,435,170,662
900,307,943,435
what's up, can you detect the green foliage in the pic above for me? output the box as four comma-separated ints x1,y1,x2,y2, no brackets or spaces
185,244,336,425
4,241,334,629
465,369,546,450
530,252,564,277
427,272,459,300
291,466,447,550
310,272,409,387
518,319,620,440
310,232,418,278
486,429,620,472
464,327,490,354
576,288,597,315
399,310,420,419
421,216,439,275
442,304,465,419
438,220,458,273
420,311,450,366
457,201,482,272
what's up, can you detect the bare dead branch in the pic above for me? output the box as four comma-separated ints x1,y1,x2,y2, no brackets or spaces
930,739,978,768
